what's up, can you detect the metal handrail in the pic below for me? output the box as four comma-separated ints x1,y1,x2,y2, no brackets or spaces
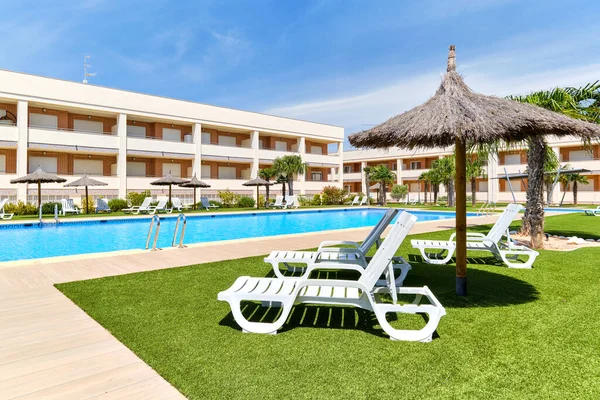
146,215,161,250
172,213,187,248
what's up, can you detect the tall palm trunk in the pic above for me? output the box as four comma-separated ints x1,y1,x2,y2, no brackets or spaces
424,182,429,204
573,180,578,205
265,185,270,209
447,180,455,207
433,184,439,203
281,181,286,197
471,178,477,206
522,137,546,249
288,179,294,196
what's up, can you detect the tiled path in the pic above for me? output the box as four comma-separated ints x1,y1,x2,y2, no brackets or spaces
0,214,502,399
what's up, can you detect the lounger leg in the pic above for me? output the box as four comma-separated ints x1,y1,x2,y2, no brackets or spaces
417,246,454,265
371,301,445,342
499,250,538,269
228,298,293,335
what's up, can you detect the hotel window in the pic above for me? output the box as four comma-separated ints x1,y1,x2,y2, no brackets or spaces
259,139,264,149
569,150,593,161
478,181,488,192
162,128,181,142
127,162,146,177
410,161,421,170
201,165,211,179
0,154,5,173
30,113,58,129
201,132,212,144
343,165,352,173
311,171,323,181
162,163,182,177
74,119,103,133
504,154,521,165
73,159,103,175
310,146,323,155
218,135,237,147
29,156,57,173
127,125,146,138
392,162,397,171
275,141,288,151
241,168,251,179
218,166,237,179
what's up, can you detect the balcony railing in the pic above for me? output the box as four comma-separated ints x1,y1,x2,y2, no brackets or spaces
202,141,251,149
259,146,298,152
29,124,117,136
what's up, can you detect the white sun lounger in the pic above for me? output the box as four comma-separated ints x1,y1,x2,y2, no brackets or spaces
61,199,81,215
123,197,155,214
359,196,368,206
411,203,538,269
350,196,360,205
95,198,111,213
0,199,13,220
285,195,299,209
153,199,172,214
171,197,189,212
271,195,285,209
219,211,446,342
264,208,412,286
201,197,219,210
584,206,600,216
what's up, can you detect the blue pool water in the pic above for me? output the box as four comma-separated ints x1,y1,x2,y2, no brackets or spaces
2,209,471,262
544,208,587,213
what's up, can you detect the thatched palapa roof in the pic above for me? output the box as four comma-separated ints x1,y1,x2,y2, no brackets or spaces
242,177,273,187
64,173,108,187
150,172,189,186
349,45,600,149
10,166,66,184
179,174,210,188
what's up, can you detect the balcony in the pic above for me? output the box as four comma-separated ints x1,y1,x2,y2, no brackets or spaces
303,152,341,165
202,142,254,159
498,163,528,175
563,159,600,172
258,147,298,161
127,136,194,155
343,172,362,182
0,124,18,143
28,126,119,150
401,168,430,179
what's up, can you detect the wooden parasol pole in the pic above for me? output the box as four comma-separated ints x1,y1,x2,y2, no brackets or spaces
168,184,172,207
193,187,197,210
256,186,259,209
85,185,89,214
455,137,467,296
37,181,41,210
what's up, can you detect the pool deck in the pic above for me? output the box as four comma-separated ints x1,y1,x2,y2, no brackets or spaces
0,212,508,399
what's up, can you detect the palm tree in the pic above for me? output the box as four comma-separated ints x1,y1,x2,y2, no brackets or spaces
418,171,431,204
559,164,589,205
370,165,396,206
508,82,600,247
431,156,455,206
258,167,276,208
466,152,487,206
429,168,442,204
273,155,307,196
276,174,287,197
363,166,374,205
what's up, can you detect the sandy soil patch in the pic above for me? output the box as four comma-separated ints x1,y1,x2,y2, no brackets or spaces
511,233,600,251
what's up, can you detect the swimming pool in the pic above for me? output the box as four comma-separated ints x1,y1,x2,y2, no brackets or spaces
2,208,471,262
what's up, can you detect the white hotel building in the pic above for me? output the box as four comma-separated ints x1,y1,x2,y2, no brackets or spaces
0,70,344,204
343,139,600,204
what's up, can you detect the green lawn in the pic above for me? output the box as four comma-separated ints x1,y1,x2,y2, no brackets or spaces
57,214,600,399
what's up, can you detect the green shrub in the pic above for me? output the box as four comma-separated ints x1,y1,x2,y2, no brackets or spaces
5,201,38,215
218,189,240,208
296,195,310,206
127,190,151,207
437,195,448,202
321,186,346,205
237,196,256,208
257,195,266,208
80,197,95,213
41,202,62,214
311,194,321,206
108,198,128,212
391,184,408,200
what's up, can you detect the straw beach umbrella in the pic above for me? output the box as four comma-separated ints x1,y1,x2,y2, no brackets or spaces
64,173,108,214
242,177,273,209
150,172,189,206
10,166,67,210
179,173,210,210
349,45,600,296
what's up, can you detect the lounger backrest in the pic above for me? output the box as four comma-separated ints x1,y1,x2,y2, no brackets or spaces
61,199,69,210
155,199,166,209
139,197,153,209
358,208,399,253
67,199,76,210
172,198,181,208
359,211,416,290
0,198,7,210
487,203,523,242
201,197,210,208
96,198,108,210
274,196,283,205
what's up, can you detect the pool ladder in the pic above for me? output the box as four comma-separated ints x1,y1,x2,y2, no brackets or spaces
146,214,187,251
146,215,161,250
172,213,187,248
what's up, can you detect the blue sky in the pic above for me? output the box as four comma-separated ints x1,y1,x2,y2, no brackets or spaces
3,0,600,147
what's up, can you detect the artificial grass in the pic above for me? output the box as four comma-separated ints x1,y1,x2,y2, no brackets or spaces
57,214,600,399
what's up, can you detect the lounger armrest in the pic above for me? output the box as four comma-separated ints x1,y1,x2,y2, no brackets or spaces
449,232,486,242
313,249,368,267
296,278,370,291
317,241,361,251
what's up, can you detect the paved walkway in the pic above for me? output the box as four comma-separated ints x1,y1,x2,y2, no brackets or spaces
0,214,501,399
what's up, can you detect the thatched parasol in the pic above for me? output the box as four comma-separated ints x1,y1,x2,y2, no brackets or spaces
64,173,108,214
179,173,210,210
349,45,600,296
150,172,189,206
10,166,67,210
243,177,273,209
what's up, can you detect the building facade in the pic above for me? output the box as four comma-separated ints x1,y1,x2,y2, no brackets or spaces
0,70,344,204
343,138,600,204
